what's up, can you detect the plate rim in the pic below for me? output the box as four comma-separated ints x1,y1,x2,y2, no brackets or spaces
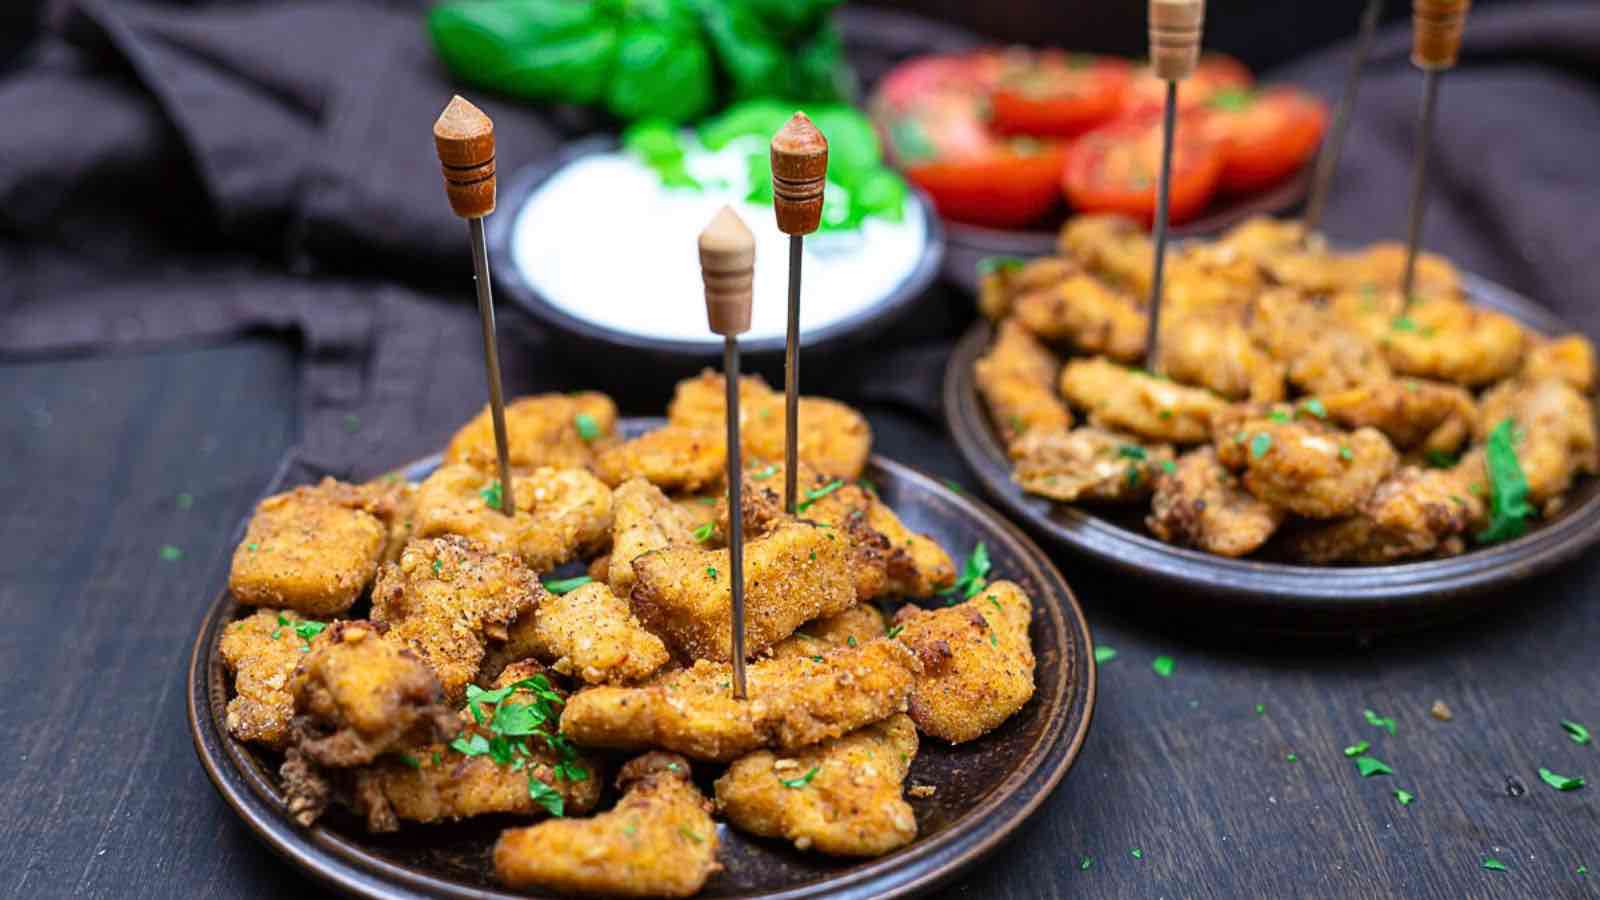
189,435,1097,899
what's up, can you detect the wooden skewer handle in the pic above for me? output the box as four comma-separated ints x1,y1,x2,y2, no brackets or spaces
1412,0,1470,70
1148,0,1205,81
770,112,828,236
699,206,755,336
433,95,496,219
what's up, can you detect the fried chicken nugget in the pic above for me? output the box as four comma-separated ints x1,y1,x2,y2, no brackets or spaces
1012,272,1147,363
1010,426,1175,503
715,713,919,857
609,478,699,599
630,520,856,661
228,481,387,616
493,581,671,686
219,608,332,748
768,604,886,661
891,581,1035,743
978,256,1076,321
1215,410,1398,519
975,318,1074,448
1478,377,1600,509
494,753,719,898
1059,213,1152,296
1284,462,1485,564
1523,335,1597,394
1250,288,1390,395
668,370,873,479
560,639,920,762
593,424,727,493
370,536,540,702
1316,378,1478,454
1147,446,1284,557
413,463,613,571
1059,356,1226,444
310,475,419,563
1157,312,1286,403
445,391,618,473
1378,296,1526,387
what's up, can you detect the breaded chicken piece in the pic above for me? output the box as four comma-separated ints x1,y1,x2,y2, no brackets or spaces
715,713,918,857
863,500,958,598
1059,213,1153,297
673,495,722,533
668,370,873,479
1158,313,1285,403
370,536,540,702
978,256,1076,321
1250,288,1390,395
630,520,856,661
1059,356,1226,444
609,478,700,599
1377,295,1526,387
891,581,1035,743
975,318,1074,448
1478,377,1600,509
1315,378,1477,454
1147,446,1283,557
1523,335,1597,393
310,475,419,564
593,424,726,493
1284,462,1486,564
1163,244,1266,322
1215,411,1398,519
493,581,670,686
1012,272,1147,363
413,463,613,571
560,639,920,761
1010,427,1175,503
228,482,387,616
768,604,886,661
1344,242,1461,301
445,391,618,474
219,608,332,748
495,753,719,898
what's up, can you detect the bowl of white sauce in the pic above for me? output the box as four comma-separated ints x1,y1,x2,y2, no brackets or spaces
489,135,944,358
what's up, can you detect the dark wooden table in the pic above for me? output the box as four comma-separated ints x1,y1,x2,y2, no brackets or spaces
3,339,1596,900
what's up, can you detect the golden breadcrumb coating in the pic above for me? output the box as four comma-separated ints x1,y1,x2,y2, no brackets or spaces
667,370,873,479
495,581,670,686
1215,410,1398,519
892,581,1036,743
1059,357,1226,445
630,520,856,661
609,478,699,599
1147,446,1284,557
1285,461,1486,564
219,608,332,748
444,391,618,473
306,475,419,564
977,256,1076,321
975,318,1074,448
413,463,613,571
1058,213,1153,297
1328,290,1523,387
768,604,886,661
1477,377,1600,509
494,753,719,898
1157,312,1285,403
1314,378,1477,454
1011,427,1174,503
1249,288,1391,395
228,481,387,616
715,713,918,857
560,638,920,762
593,424,727,493
1522,335,1597,394
1012,271,1146,363
370,536,540,702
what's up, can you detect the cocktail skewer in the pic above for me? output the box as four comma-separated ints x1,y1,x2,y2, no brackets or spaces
770,113,828,514
1142,0,1206,372
698,206,757,698
434,95,516,517
1401,0,1470,304
1303,0,1385,237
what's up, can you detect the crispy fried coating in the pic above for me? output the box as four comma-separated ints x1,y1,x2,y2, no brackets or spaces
494,753,719,898
1316,378,1478,454
976,318,1074,448
1158,312,1285,403
668,370,873,479
892,581,1036,744
630,520,856,661
413,463,613,571
1147,447,1284,557
495,581,671,686
1011,426,1175,503
1215,411,1398,519
1250,288,1390,395
370,536,540,702
1378,296,1525,387
444,392,618,473
978,256,1076,321
715,713,918,857
1344,242,1461,301
560,639,920,762
1013,272,1147,363
1059,213,1152,296
1284,462,1485,564
1478,377,1600,508
1059,356,1226,444
593,425,727,493
768,604,886,661
609,478,699,599
219,609,332,748
310,475,419,564
862,498,958,598
1523,335,1597,393
228,481,387,616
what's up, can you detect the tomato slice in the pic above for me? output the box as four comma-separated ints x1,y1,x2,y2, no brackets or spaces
989,51,1132,138
1120,54,1252,119
1198,87,1329,194
903,140,1070,229
870,50,1004,119
1061,116,1223,226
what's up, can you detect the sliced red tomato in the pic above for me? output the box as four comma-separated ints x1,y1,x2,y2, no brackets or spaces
1061,116,1223,226
903,139,1070,228
870,50,1004,119
1198,86,1329,194
989,51,1132,138
1120,54,1252,119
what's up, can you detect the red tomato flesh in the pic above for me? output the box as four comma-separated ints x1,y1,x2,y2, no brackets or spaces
1061,116,1223,226
1199,87,1329,194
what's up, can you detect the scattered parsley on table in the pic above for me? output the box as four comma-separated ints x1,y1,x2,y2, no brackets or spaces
1561,720,1591,745
1481,857,1507,872
159,544,183,562
1151,656,1174,678
1538,767,1585,792
1094,646,1118,664
1363,708,1397,735
1354,756,1394,778
1343,740,1370,757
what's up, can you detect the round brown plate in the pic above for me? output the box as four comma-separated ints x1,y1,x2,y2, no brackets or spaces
944,273,1600,635
189,421,1095,899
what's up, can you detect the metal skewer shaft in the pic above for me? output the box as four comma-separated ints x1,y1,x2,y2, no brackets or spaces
1400,0,1470,304
1143,0,1205,372
771,113,828,514
434,95,515,516
1399,70,1440,302
1143,80,1179,372
722,335,748,695
1304,0,1384,236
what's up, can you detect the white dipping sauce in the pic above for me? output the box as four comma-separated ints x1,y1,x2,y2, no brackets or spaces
510,137,927,346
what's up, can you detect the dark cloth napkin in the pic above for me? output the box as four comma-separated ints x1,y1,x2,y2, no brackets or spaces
3,0,1599,477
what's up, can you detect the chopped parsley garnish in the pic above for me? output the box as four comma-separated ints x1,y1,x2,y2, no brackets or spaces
886,624,905,639
1339,445,1354,461
574,412,601,442
1255,704,1266,716
1482,857,1507,872
1130,847,1144,860
692,522,715,543
432,558,443,575
752,464,778,480
396,753,421,769
1117,444,1147,460
1300,398,1328,420
706,566,718,580
454,675,586,816
272,614,288,640
1476,418,1535,544
1151,656,1174,678
695,496,718,506
937,541,992,600
1125,466,1142,488
1286,752,1298,763
1364,708,1397,735
1250,433,1272,460
479,480,504,511
977,256,1026,278
1343,740,1370,757
1079,855,1093,870
1424,449,1459,469
159,545,183,562
431,751,442,766
780,766,820,789
858,477,878,495
1561,720,1591,745
796,479,845,512
1094,646,1118,664
1268,410,1292,424
542,575,592,595
293,619,327,649
176,492,194,510
1538,767,1585,792
1394,789,1415,806
528,778,565,816
942,479,964,493
1354,755,1394,777
679,826,704,844
247,543,258,552
846,635,857,647
1391,316,1421,333
1161,459,1178,475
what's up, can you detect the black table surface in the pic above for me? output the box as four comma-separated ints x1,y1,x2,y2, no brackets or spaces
3,337,1597,900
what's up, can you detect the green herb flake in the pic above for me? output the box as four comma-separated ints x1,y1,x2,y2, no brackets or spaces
1079,855,1093,870
1268,410,1292,424
751,464,779,480
175,492,194,510
1354,755,1394,778
706,566,718,580
1255,704,1266,716
574,412,601,442
1125,466,1142,488
1579,865,1588,876
1482,857,1507,872
692,522,715,543
452,733,491,757
1152,656,1175,678
858,477,878,495
1343,740,1371,757
939,542,993,600
543,575,593,595
396,753,421,769
1477,418,1535,544
942,479,964,493
1561,720,1592,745
293,620,327,645
1391,316,1421,333
1117,444,1147,460
431,751,442,766
679,826,704,844
1538,767,1585,792
1130,848,1144,860
846,635,857,647
432,558,443,575
886,624,905,640
528,778,565,816
1339,445,1354,461
1395,789,1415,806
1301,398,1328,420
479,480,504,511
1286,752,1298,763
1424,449,1459,469
1094,646,1118,664
1364,708,1397,735
247,543,258,552
977,256,1026,278
1250,433,1273,460
342,414,361,433
797,479,846,512
159,545,183,562
695,496,717,506
1161,459,1178,475
780,766,820,789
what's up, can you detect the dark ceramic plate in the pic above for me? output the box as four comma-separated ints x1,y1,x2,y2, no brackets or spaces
944,273,1600,635
189,420,1095,899
488,138,945,363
